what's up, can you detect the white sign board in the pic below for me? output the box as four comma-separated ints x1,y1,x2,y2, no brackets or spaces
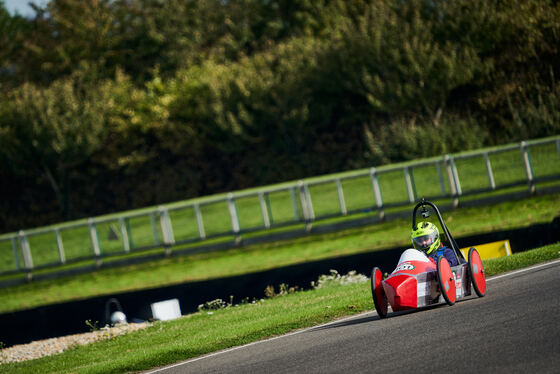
150,299,182,321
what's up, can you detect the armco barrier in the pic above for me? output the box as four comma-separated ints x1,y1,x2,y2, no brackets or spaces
1,136,559,277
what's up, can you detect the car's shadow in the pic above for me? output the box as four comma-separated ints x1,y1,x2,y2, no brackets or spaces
309,314,382,331
310,297,479,331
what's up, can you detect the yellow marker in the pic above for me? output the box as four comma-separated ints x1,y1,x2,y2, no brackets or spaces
460,240,512,260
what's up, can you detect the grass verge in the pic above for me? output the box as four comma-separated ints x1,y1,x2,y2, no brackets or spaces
1,193,559,314
2,242,560,373
484,242,560,276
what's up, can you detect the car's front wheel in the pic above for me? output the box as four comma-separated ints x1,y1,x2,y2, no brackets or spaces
371,267,388,318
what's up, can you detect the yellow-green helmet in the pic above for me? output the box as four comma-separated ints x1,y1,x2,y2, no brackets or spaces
411,221,440,255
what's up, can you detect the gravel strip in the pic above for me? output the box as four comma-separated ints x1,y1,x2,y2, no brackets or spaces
1,322,151,364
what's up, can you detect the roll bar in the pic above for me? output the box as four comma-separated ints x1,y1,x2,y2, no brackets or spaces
412,198,466,263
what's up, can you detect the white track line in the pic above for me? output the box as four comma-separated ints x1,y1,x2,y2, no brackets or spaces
145,258,560,373
486,258,560,281
145,311,375,373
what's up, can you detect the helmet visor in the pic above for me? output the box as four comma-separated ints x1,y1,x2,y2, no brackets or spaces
412,232,438,251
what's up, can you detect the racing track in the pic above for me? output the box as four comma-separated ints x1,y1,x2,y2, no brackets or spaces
147,260,560,373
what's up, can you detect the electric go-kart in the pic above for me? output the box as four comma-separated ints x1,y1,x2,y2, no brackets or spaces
371,199,486,318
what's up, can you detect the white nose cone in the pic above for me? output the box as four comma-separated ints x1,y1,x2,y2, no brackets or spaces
110,311,127,325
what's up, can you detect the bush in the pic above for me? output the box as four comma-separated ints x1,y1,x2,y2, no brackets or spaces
311,270,368,290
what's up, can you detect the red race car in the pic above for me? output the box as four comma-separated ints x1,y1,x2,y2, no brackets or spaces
371,199,486,318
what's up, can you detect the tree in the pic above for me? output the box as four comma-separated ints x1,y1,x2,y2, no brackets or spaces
0,1,30,86
0,71,116,219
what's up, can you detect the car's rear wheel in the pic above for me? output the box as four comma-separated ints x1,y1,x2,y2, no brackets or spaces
468,247,486,297
371,267,388,318
437,256,456,305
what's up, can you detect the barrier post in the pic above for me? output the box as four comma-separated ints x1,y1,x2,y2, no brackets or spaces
450,158,462,196
304,184,315,221
150,211,160,245
227,193,242,243
336,179,347,216
444,155,459,207
55,228,66,263
290,186,300,221
88,218,102,266
520,141,535,194
369,167,384,220
18,231,33,280
194,204,206,239
118,217,131,253
11,236,21,270
125,217,134,249
484,153,496,190
297,181,313,231
20,232,33,269
404,167,416,203
258,192,271,229
264,192,273,225
158,207,175,255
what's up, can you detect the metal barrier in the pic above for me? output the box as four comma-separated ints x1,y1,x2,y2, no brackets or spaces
1,136,559,276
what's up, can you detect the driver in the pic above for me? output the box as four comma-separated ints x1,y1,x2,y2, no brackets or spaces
411,222,458,266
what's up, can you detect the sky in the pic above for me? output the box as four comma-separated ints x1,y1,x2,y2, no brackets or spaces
4,0,49,17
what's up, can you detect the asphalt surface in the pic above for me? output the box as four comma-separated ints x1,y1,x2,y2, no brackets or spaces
147,260,560,374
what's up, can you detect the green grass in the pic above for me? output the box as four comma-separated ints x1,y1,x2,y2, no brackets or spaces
1,137,559,274
3,242,559,373
484,242,560,275
0,193,559,314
